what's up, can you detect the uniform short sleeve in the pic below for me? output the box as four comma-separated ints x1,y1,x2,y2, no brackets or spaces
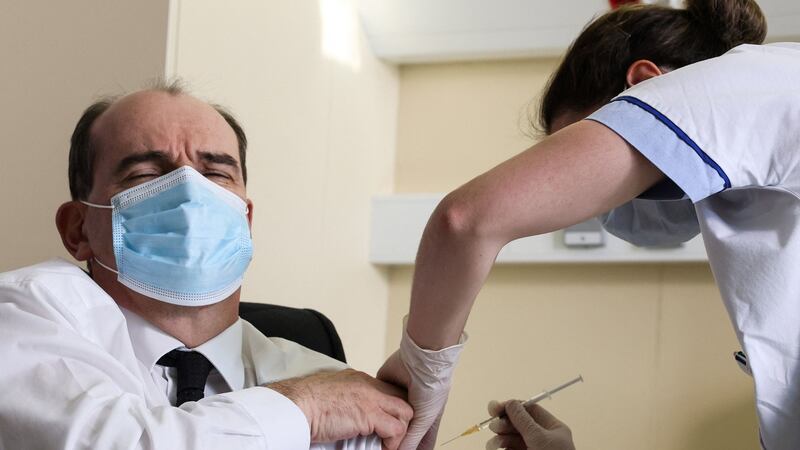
587,43,800,203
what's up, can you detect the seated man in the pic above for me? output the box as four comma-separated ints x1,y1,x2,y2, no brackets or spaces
0,81,414,450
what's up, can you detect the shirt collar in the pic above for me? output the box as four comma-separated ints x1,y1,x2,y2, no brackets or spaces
194,319,245,391
121,308,245,391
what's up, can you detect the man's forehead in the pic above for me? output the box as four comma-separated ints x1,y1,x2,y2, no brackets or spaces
89,90,239,163
102,89,216,117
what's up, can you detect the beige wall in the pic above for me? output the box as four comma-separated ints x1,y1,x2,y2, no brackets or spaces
0,1,169,271
170,0,398,373
2,4,761,448
388,60,759,450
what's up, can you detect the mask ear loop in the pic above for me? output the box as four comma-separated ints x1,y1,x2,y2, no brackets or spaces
79,200,118,274
92,258,119,275
80,200,113,209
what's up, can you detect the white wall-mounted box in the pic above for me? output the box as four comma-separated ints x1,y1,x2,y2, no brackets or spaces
369,194,707,265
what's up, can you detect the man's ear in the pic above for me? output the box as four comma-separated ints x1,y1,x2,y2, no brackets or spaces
56,201,93,262
626,60,664,87
245,199,254,231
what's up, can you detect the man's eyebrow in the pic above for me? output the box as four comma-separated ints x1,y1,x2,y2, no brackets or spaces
114,151,171,177
198,151,240,170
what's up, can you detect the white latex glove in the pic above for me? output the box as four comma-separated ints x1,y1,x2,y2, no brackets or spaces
485,400,575,450
377,319,467,450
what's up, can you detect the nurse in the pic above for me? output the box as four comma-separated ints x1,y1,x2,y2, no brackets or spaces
377,1,800,449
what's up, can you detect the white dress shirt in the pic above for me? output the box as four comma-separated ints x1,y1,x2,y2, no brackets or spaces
0,258,381,450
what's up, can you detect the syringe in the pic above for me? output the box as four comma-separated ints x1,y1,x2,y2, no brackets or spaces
440,375,584,447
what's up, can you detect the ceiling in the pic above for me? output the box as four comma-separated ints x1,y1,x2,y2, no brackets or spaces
358,0,800,63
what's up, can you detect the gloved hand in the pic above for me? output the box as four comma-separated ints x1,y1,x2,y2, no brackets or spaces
485,400,575,450
377,320,467,450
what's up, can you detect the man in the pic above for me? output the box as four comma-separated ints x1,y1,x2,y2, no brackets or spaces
0,81,417,449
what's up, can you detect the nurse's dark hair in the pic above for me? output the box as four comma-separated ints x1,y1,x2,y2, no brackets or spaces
67,78,248,200
539,0,767,134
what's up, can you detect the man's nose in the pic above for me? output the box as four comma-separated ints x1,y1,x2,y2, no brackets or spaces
172,155,200,172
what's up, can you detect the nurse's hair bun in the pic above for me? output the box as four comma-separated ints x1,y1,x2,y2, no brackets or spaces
538,0,767,134
685,0,767,49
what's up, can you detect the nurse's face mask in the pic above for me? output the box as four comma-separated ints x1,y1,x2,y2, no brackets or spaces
81,165,253,307
599,179,701,247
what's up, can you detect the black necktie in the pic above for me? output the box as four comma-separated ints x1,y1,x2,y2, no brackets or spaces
157,349,214,406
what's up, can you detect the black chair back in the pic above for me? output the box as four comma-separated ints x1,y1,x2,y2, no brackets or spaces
238,302,346,363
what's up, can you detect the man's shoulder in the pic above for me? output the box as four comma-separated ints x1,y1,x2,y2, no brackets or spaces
0,258,88,284
241,320,348,384
0,258,115,319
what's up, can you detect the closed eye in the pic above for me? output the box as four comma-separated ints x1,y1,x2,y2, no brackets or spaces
205,171,233,180
126,172,160,182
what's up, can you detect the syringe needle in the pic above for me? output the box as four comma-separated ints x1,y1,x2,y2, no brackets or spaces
440,436,459,446
440,424,480,446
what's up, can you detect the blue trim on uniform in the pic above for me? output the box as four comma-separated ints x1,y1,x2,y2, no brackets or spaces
613,96,731,189
588,100,726,202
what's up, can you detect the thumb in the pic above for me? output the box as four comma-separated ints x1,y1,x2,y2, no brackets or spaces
416,413,443,450
487,400,506,418
398,377,450,450
398,408,439,450
505,401,545,442
400,419,433,450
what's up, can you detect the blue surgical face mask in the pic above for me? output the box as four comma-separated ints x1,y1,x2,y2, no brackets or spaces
599,196,700,247
82,166,253,306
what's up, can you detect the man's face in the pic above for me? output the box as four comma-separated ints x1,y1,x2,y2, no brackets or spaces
81,90,251,287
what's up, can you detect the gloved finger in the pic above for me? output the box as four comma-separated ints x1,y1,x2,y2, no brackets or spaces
415,413,443,450
525,403,566,430
398,411,439,450
506,400,544,437
488,417,517,435
487,400,508,418
486,433,526,450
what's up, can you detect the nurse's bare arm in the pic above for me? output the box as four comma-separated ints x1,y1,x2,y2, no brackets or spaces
405,119,665,349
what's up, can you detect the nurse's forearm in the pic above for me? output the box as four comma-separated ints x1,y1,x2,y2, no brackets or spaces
405,195,505,349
